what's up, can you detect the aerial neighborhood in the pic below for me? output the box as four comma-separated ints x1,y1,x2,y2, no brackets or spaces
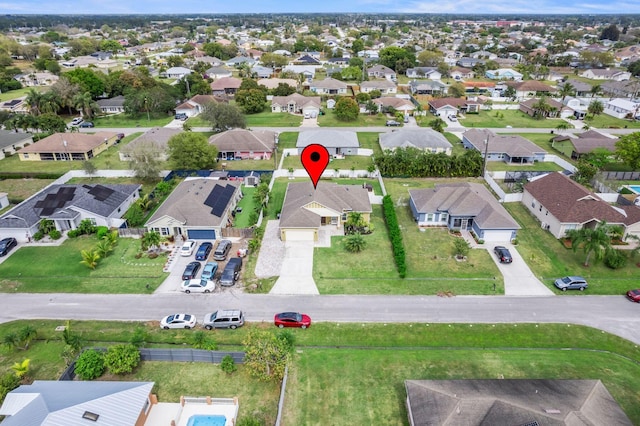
0,12,639,426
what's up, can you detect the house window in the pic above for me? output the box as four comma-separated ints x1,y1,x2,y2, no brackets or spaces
23,153,29,159
427,213,434,221
441,213,448,222
342,213,347,221
88,218,97,225
161,227,169,236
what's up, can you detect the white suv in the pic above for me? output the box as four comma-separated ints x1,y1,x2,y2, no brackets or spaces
70,117,83,126
180,240,197,257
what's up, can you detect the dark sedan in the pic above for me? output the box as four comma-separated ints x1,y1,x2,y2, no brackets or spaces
181,261,201,280
195,242,213,261
493,246,512,263
0,237,17,256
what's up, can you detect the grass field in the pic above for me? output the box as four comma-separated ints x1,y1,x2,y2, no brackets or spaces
0,236,167,293
584,114,640,129
187,112,302,128
460,109,565,128
93,113,173,128
0,178,55,202
0,86,45,102
318,112,388,127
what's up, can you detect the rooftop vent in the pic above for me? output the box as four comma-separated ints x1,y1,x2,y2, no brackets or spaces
82,411,99,421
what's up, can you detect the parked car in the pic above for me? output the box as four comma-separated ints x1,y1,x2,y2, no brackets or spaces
554,276,588,291
79,121,94,128
448,115,458,122
626,289,640,303
181,261,201,280
180,240,197,257
201,262,218,281
274,312,312,329
160,313,196,329
0,237,17,256
203,310,245,330
116,133,125,141
213,239,232,261
219,257,242,286
70,117,83,126
385,120,401,127
493,246,512,263
195,242,213,261
175,113,188,121
181,278,215,294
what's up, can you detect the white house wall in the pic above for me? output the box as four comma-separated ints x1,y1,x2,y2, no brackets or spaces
521,190,564,238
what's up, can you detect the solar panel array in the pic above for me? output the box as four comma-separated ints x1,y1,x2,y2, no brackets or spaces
84,184,115,201
35,187,76,216
203,184,236,217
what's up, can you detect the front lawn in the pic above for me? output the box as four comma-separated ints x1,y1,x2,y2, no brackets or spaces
93,113,173,128
503,202,640,294
0,236,167,293
460,109,565,128
187,112,303,128
318,112,388,127
584,114,640,129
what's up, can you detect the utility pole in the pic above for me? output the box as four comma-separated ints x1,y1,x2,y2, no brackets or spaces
481,136,489,178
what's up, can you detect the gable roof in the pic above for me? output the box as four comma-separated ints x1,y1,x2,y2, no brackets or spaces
121,127,182,155
504,80,556,92
210,76,242,90
258,78,298,89
360,80,396,89
296,129,359,149
0,380,154,426
553,130,618,154
20,132,118,154
463,128,547,158
279,181,372,228
409,183,520,230
96,95,125,107
405,379,632,426
524,172,628,224
271,93,321,109
429,97,480,110
372,97,415,110
146,178,240,227
311,77,347,90
379,129,452,151
208,128,276,152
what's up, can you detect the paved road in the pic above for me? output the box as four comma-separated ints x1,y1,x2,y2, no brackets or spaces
1,293,638,344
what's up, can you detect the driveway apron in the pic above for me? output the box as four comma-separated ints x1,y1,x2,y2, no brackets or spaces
270,241,319,295
487,242,554,296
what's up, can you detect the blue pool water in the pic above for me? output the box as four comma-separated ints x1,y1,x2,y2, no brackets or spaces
629,185,640,194
186,414,226,426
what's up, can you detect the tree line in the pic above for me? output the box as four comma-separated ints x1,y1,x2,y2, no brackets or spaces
374,147,484,178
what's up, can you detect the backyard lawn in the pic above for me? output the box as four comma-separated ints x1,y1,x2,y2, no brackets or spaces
233,186,257,228
0,178,55,203
187,112,302,128
460,109,565,128
0,236,167,293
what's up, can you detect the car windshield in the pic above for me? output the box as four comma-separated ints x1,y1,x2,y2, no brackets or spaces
166,315,175,322
0,243,5,249
561,277,572,284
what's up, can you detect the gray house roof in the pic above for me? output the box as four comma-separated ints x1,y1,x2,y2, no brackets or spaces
121,127,182,156
0,129,32,150
279,181,372,228
405,379,632,426
0,380,154,426
409,183,520,230
96,95,125,108
379,129,452,151
209,128,276,153
463,128,547,158
296,130,359,149
311,77,347,90
0,184,140,229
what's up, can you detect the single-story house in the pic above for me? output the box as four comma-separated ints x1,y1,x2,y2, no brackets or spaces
210,77,242,96
562,96,588,119
450,67,474,80
271,93,321,115
601,80,638,98
406,67,442,80
309,78,348,95
372,97,415,114
258,78,297,90
174,94,223,118
457,57,483,68
366,65,396,81
296,129,359,157
552,130,618,159
19,132,120,162
0,381,156,426
429,98,480,116
409,182,520,241
97,95,126,114
503,80,556,99
252,65,274,78
146,178,241,240
463,129,547,164
161,66,192,79
360,80,397,94
409,80,447,95
293,54,321,65
379,129,452,154
485,68,523,80
405,379,632,426
580,69,632,81
0,97,28,114
119,127,182,161
519,97,571,118
522,172,633,239
563,79,593,97
279,181,372,242
225,56,256,67
604,98,640,119
282,65,317,82
0,130,33,160
209,128,276,160
205,66,233,79
0,183,140,242
14,71,59,87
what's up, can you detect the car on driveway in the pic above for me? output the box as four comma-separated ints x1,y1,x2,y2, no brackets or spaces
79,121,94,128
554,276,588,291
201,262,218,281
448,115,458,122
274,312,311,329
0,237,17,256
626,289,640,302
70,117,83,126
493,246,512,263
160,313,196,329
385,120,401,127
195,242,213,260
181,278,215,294
181,261,201,280
180,240,197,257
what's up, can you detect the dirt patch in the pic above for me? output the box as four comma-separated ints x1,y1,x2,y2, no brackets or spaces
0,279,22,291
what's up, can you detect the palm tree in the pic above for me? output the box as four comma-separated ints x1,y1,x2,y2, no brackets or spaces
39,92,61,115
556,122,571,133
24,88,44,115
80,249,100,270
141,231,161,252
11,359,30,379
588,99,604,117
558,82,575,101
531,96,553,119
73,91,98,119
566,222,612,266
104,230,119,247
344,234,367,253
590,83,602,98
95,239,114,258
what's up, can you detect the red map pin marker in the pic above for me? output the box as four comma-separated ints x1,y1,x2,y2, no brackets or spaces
301,143,330,189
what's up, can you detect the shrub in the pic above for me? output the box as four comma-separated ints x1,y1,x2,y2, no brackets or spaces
74,350,105,380
344,234,367,252
104,344,140,375
67,229,80,238
382,195,406,278
220,355,237,374
129,327,148,348
190,331,218,350
77,219,96,236
0,372,20,404
32,231,44,241
604,249,627,269
96,226,109,239
148,252,158,259
49,229,61,240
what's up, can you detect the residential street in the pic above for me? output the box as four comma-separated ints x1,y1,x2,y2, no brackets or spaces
1,293,638,344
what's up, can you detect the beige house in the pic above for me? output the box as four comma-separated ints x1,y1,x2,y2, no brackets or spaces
360,80,397,94
309,77,348,95
119,127,182,161
145,178,241,240
279,181,372,242
271,93,321,115
19,132,119,162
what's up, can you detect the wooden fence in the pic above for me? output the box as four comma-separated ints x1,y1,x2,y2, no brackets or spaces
221,227,254,239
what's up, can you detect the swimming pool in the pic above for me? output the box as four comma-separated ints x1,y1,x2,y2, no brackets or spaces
628,185,640,194
186,414,226,426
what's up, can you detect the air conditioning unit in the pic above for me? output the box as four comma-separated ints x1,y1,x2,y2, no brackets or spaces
541,222,549,230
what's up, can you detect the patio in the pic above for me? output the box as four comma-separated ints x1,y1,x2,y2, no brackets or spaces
145,396,239,426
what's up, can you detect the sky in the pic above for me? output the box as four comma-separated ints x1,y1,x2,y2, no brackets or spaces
1,0,640,15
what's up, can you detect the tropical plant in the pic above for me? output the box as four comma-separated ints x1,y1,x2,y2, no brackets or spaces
587,99,604,117
3,326,37,351
220,355,237,374
72,91,99,119
80,249,100,270
344,234,367,252
189,331,218,350
243,329,290,381
104,344,141,375
74,349,105,380
429,117,445,132
38,219,55,235
95,239,114,258
11,359,30,379
141,231,161,252
566,222,613,266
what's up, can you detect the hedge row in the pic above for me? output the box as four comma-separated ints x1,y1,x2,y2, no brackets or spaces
0,172,64,180
382,195,407,278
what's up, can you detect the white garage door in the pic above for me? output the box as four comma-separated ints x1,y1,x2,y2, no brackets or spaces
285,230,315,241
482,230,514,242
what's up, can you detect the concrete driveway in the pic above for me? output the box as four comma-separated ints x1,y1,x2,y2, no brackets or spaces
488,242,554,296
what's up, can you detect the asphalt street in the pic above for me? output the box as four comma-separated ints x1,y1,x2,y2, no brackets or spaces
1,293,638,345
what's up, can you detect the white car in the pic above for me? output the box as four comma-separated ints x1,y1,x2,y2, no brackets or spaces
181,278,216,294
180,240,197,257
448,115,457,122
160,313,197,329
70,117,83,126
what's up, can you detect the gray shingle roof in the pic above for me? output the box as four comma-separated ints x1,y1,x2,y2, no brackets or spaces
208,129,276,152
121,127,182,155
379,129,452,151
296,130,359,149
463,129,547,158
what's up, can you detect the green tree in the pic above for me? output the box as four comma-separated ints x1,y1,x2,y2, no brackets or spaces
378,46,416,72
260,53,289,68
220,354,237,374
448,82,466,98
572,159,598,185
429,117,445,133
80,249,100,270
243,329,290,381
95,239,114,258
190,331,218,350
2,326,37,351
453,238,470,259
344,234,367,252
104,344,141,375
235,89,266,114
351,39,364,55
72,91,99,119
11,359,30,379
417,50,444,67
200,102,246,132
272,83,295,96
600,24,620,41
167,132,218,169
628,60,640,77
558,82,576,100
334,97,359,122
615,132,640,170
587,99,604,117
531,96,554,119
566,222,613,266
82,160,97,176
65,68,105,98
74,349,105,380
141,231,161,252
24,88,44,115
127,141,164,182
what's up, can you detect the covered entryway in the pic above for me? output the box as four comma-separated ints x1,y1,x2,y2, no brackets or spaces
187,229,216,240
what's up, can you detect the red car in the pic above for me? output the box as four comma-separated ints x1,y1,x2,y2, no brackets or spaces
626,289,640,303
274,312,312,329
